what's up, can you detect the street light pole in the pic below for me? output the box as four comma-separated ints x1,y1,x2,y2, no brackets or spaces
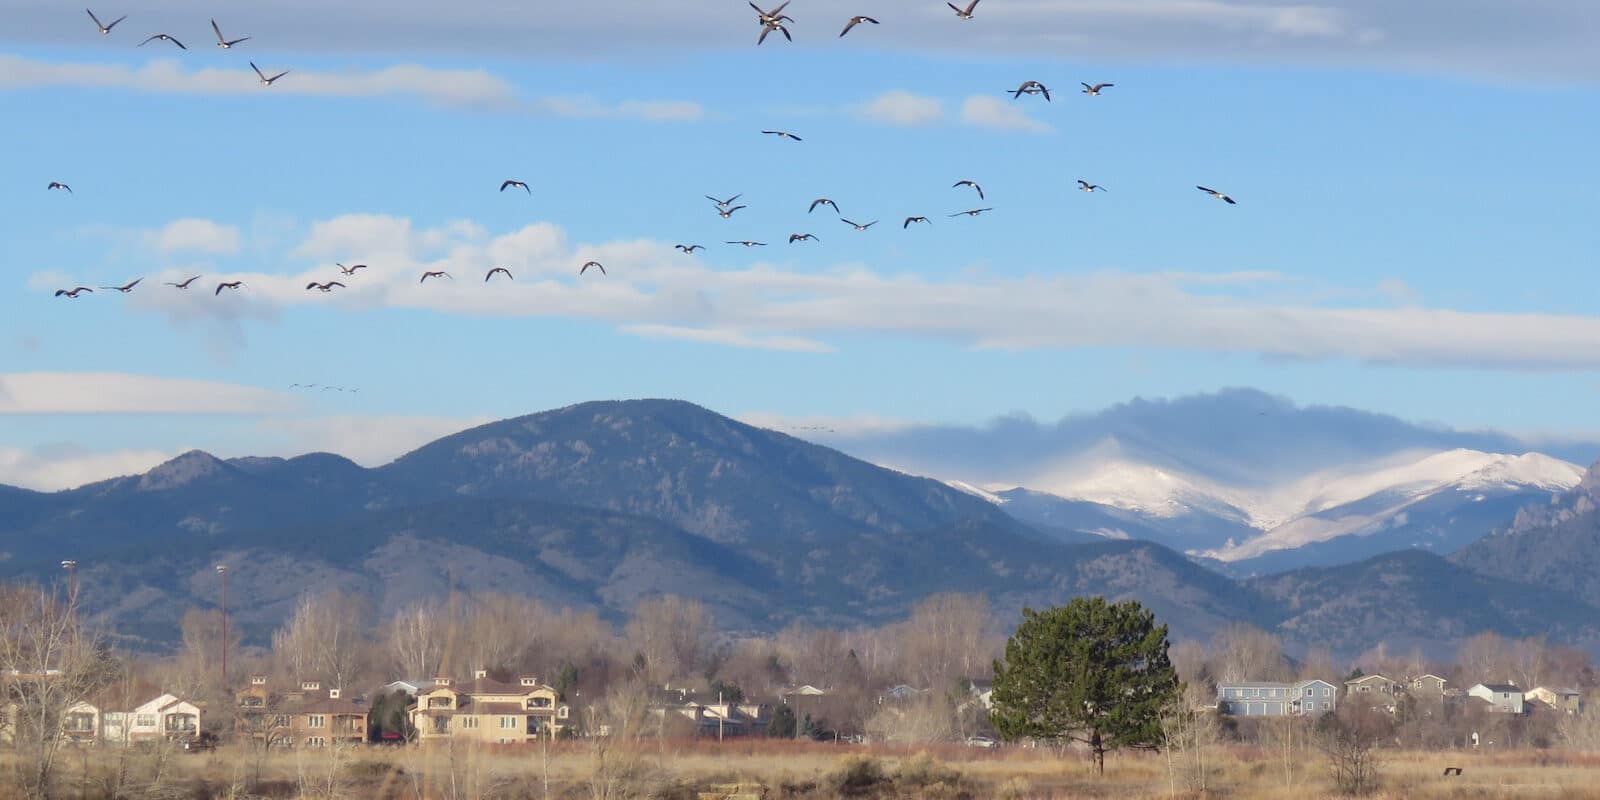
216,564,229,692
59,560,77,623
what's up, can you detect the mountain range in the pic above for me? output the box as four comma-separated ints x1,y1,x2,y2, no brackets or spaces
0,395,1596,658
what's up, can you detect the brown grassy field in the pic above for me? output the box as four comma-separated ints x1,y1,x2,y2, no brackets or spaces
7,740,1600,800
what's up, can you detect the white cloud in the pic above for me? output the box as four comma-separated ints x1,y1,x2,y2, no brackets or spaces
857,90,946,127
959,95,1052,134
736,412,917,437
0,446,176,492
0,56,703,119
41,213,1600,372
258,415,491,466
144,218,241,255
0,373,295,415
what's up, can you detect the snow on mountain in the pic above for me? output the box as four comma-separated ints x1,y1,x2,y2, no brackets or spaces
941,479,1011,506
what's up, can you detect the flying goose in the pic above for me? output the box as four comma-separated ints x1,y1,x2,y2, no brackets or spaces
840,15,879,37
305,281,346,293
214,281,245,295
336,263,368,276
500,179,531,194
139,33,186,49
1082,82,1114,96
841,219,877,231
165,275,201,289
948,0,981,20
420,271,452,283
758,21,792,44
211,19,249,48
250,62,289,86
809,198,839,214
1077,180,1106,192
100,278,141,293
716,205,747,219
55,287,93,298
949,208,994,217
761,130,803,141
580,261,606,275
789,233,819,243
1197,186,1237,205
726,240,768,247
706,193,742,208
485,267,514,281
903,216,931,228
675,244,705,253
953,179,984,199
47,182,72,193
86,9,127,35
1012,80,1050,101
750,1,793,25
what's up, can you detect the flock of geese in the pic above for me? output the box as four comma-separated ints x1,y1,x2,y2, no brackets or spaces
47,3,1241,302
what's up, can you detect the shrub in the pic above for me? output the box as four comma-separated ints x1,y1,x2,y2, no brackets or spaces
826,755,888,797
895,752,961,788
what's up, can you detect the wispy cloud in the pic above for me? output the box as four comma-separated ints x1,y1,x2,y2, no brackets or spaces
856,90,946,127
257,415,492,466
0,445,177,492
0,55,703,120
41,213,1600,371
143,218,241,256
0,372,295,415
959,95,1052,133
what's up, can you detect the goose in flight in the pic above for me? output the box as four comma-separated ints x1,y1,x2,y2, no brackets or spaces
948,0,981,20
761,130,803,141
675,244,705,253
706,193,742,208
726,240,768,247
305,281,346,293
165,275,201,289
716,205,747,219
789,233,819,243
750,1,793,25
580,261,606,275
55,287,93,298
139,33,186,49
48,182,72,193
485,267,514,282
100,278,141,293
949,208,994,217
840,15,879,37
420,271,452,283
809,198,839,214
1012,80,1050,101
841,219,877,231
1197,186,1237,205
214,281,245,295
86,9,127,35
903,216,931,228
336,263,368,276
758,20,793,45
211,19,249,49
1082,82,1114,96
1077,180,1106,192
953,179,984,200
250,62,289,86
500,179,531,194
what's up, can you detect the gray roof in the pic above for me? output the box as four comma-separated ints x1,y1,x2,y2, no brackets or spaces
1477,684,1520,693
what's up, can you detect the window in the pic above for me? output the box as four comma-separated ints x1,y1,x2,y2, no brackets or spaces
306,736,326,748
557,706,569,719
308,715,326,729
528,697,552,709
1322,688,1331,697
432,717,450,733
136,714,156,727
242,696,263,707
462,717,479,729
64,712,95,732
1305,688,1314,697
500,716,518,730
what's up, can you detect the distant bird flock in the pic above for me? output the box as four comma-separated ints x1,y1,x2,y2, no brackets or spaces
49,5,1240,306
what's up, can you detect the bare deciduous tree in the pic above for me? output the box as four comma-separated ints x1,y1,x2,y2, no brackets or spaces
1212,624,1289,683
623,597,712,685
384,602,446,680
271,590,372,691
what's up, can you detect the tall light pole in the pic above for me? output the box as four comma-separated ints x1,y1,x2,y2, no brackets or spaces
216,564,229,691
59,560,78,621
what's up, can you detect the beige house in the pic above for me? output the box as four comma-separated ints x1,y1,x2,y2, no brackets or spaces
410,671,569,745
1407,674,1448,699
1526,687,1583,715
1344,674,1399,700
61,701,101,745
102,694,202,744
235,677,365,749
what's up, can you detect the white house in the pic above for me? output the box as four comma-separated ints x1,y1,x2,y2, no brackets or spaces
104,694,203,743
1468,684,1524,714
1216,680,1337,716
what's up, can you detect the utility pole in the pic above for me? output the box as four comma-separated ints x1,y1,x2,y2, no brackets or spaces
217,564,229,692
718,691,725,743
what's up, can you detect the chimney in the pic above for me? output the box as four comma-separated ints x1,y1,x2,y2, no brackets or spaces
473,669,488,680
329,689,341,700
434,676,452,687
250,675,266,686
520,676,537,687
301,680,321,692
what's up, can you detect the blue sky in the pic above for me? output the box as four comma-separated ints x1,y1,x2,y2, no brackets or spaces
2,1,1599,488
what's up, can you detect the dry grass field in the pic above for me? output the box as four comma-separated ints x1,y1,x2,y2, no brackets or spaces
7,740,1600,800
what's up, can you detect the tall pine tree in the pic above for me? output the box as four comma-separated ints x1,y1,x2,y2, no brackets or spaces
990,597,1179,773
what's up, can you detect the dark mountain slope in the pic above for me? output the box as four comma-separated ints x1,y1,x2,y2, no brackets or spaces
1451,461,1600,607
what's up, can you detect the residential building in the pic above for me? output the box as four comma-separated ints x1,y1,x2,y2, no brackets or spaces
1526,687,1583,715
1407,674,1448,700
1468,683,1524,714
104,694,202,743
1344,674,1400,699
235,678,366,748
60,701,100,745
1216,680,1337,717
409,671,570,745
650,689,770,739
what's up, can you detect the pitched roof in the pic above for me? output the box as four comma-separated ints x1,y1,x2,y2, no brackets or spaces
1345,674,1395,685
284,692,367,715
1476,683,1521,693
476,702,526,715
